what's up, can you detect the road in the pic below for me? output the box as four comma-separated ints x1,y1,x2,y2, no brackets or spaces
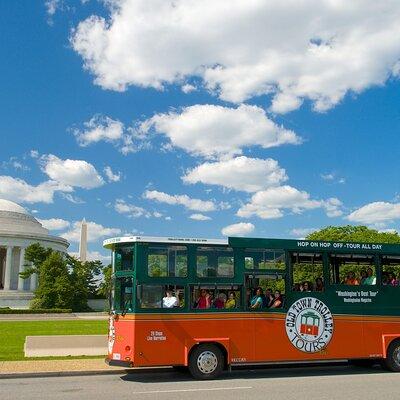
2,364,398,400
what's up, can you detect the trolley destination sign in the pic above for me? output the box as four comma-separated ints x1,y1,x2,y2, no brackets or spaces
297,241,384,251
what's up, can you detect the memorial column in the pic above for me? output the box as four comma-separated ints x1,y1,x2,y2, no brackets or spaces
3,246,13,290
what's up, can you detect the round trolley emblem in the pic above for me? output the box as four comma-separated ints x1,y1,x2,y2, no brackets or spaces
285,297,334,353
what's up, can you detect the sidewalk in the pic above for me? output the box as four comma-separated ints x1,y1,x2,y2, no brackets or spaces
0,359,127,378
0,312,109,321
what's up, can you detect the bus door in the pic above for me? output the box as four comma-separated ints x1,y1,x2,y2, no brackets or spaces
245,272,287,362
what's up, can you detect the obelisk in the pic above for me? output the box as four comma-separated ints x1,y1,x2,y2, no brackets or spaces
79,218,88,263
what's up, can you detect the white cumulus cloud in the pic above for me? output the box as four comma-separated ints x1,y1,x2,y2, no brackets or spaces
221,222,255,237
72,0,400,112
347,202,400,224
114,199,151,218
183,156,287,192
61,221,121,243
237,185,342,219
38,218,71,231
189,213,212,221
143,189,221,212
0,176,72,204
104,166,121,182
73,115,124,146
140,104,300,159
41,154,104,189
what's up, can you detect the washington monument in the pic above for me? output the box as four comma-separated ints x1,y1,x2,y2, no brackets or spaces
79,218,87,263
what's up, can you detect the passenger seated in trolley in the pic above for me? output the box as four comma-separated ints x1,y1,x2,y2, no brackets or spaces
363,267,376,285
162,289,178,308
265,288,274,307
315,277,324,291
225,291,237,309
213,292,227,309
344,271,359,285
270,290,283,308
195,289,212,309
250,287,264,309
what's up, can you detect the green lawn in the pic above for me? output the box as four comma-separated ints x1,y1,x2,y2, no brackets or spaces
0,320,108,361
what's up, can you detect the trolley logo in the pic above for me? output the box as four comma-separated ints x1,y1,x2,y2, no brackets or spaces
285,297,334,353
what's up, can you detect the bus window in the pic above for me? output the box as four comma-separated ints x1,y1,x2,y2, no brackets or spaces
196,247,234,277
245,274,285,309
114,276,133,312
244,249,285,270
291,252,324,292
114,247,134,271
138,285,185,309
380,256,400,286
329,254,376,285
148,246,187,277
191,285,241,310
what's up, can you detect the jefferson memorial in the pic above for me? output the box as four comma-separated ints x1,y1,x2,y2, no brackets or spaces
0,199,69,308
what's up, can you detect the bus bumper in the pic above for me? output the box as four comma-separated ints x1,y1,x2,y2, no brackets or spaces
105,358,132,368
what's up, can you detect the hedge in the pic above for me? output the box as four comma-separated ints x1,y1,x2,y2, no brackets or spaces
0,308,72,314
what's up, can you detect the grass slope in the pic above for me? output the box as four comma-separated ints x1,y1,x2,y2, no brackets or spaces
0,320,107,361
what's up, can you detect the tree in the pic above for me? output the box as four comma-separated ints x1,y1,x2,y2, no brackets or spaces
67,255,103,311
21,243,104,311
98,264,112,297
30,251,73,310
306,225,400,243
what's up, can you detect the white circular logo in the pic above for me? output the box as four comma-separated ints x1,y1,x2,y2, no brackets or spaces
285,297,334,353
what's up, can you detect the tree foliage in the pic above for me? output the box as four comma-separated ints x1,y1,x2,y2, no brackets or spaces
306,225,400,244
22,243,104,311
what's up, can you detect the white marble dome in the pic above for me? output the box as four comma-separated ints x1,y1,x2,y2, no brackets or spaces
0,199,48,235
0,199,69,306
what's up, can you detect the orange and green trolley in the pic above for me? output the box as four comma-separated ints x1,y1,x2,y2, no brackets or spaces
103,235,400,379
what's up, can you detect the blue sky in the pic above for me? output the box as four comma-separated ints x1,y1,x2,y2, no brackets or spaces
1,1,400,261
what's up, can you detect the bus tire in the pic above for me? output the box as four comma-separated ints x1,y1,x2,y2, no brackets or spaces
188,344,224,380
383,339,400,372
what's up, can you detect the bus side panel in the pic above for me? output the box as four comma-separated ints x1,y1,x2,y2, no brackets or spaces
363,317,400,358
132,315,254,367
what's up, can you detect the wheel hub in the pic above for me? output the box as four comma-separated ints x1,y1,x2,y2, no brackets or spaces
197,350,218,374
393,346,400,366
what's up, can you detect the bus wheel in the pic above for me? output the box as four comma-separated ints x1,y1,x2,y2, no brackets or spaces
189,344,224,380
384,339,400,372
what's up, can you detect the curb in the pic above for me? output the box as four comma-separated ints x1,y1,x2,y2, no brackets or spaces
0,366,172,379
0,368,129,379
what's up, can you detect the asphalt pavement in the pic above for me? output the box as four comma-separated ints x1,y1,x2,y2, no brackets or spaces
1,364,398,400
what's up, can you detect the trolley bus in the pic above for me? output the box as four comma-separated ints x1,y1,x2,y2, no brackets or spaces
104,235,400,379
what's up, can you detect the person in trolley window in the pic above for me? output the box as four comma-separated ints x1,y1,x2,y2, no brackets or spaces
270,290,283,308
250,287,264,309
363,267,376,285
344,271,359,285
163,289,178,308
225,291,237,309
196,289,212,309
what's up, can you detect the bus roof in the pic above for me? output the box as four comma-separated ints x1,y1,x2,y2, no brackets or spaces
103,235,228,249
103,235,400,254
